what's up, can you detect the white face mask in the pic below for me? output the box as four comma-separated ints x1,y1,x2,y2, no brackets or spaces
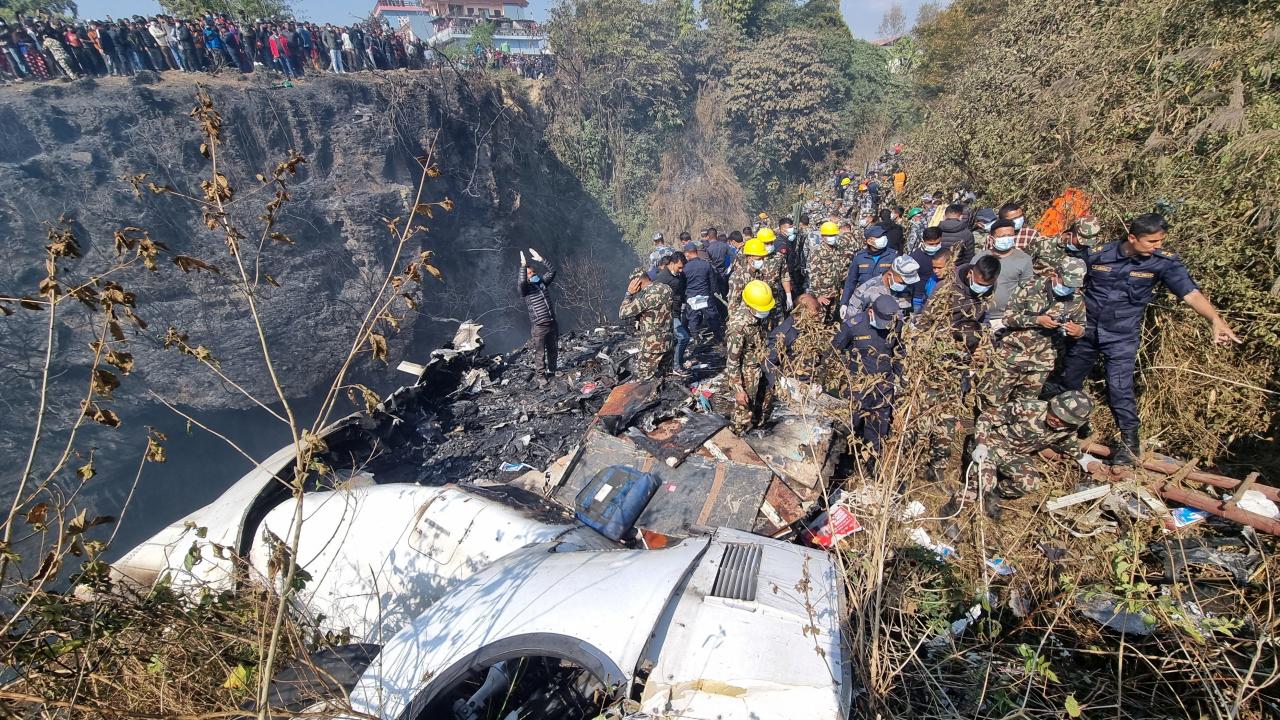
765,243,775,254
752,259,764,270
993,236,1015,252
753,309,771,320
1012,216,1025,231
824,237,838,246
868,313,889,330
922,243,942,255
869,236,888,251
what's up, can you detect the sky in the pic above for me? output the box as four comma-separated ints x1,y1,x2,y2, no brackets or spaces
73,0,942,40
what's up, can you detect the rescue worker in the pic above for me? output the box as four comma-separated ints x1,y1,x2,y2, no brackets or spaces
1029,215,1101,274
805,221,853,319
845,255,921,319
972,207,996,252
727,230,791,315
726,280,775,433
974,219,1034,331
981,256,1086,407
832,294,902,456
518,248,557,383
840,225,898,309
1045,213,1239,465
681,241,719,350
968,391,1094,519
776,217,804,295
645,231,673,276
913,254,1002,483
619,266,674,381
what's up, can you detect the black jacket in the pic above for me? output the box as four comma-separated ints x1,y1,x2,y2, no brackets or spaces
938,218,975,265
518,262,556,326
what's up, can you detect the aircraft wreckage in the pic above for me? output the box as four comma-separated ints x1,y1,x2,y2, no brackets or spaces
113,323,852,720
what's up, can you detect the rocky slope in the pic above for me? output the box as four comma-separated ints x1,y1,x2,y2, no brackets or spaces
0,69,631,538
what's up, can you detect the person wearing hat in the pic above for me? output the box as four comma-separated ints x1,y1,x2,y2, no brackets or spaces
832,293,904,456
972,207,998,253
841,224,899,311
805,221,854,319
963,390,1095,519
844,254,921,321
726,229,791,317
904,206,928,252
619,266,675,381
1029,215,1102,274
979,256,1087,408
726,280,776,434
645,231,671,277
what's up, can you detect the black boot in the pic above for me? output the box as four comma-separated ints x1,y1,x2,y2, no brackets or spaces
1110,428,1141,466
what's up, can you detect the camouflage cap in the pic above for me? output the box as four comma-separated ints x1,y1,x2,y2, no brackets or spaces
1072,216,1102,240
1048,391,1093,426
1056,256,1086,288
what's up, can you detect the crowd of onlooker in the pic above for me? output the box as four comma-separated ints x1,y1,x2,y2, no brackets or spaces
0,13,553,83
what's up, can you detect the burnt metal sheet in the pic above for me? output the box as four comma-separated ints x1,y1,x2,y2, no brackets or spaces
626,413,729,468
744,415,836,491
596,381,660,435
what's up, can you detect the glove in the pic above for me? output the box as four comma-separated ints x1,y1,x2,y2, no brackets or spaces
528,248,544,263
520,251,527,267
786,292,794,311
971,444,990,463
839,305,847,320
1077,453,1102,472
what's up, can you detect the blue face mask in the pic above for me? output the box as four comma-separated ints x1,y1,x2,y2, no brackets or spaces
993,236,1015,252
785,228,796,240
969,280,991,295
1052,283,1075,297
752,259,764,270
1012,216,1025,231
889,281,907,293
765,243,775,254
753,309,771,320
529,275,541,284
922,243,942,255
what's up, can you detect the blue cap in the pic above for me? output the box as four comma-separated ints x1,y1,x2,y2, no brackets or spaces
976,208,997,223
865,225,886,238
682,241,699,252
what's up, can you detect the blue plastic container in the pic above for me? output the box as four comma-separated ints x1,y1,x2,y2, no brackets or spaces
574,465,661,541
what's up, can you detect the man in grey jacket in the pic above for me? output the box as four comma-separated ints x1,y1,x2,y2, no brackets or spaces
519,248,558,383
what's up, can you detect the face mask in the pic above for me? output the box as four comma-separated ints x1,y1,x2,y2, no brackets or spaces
824,237,838,246
765,243,775,254
753,309,771,320
868,314,888,331
980,221,994,233
785,228,796,240
1012,216,1025,231
752,259,764,270
528,275,540,284
969,280,991,295
889,281,907,293
993,236,1015,252
922,243,942,255
1052,283,1075,297
869,236,888,251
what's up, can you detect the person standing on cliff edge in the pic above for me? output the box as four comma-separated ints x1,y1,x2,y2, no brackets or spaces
519,248,559,385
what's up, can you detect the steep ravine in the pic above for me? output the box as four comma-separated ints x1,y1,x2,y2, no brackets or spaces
0,71,632,553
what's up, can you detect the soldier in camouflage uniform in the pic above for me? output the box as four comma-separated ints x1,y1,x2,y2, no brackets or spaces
727,235,790,315
970,390,1093,517
979,256,1087,407
805,222,855,320
619,273,674,381
1028,215,1101,275
726,280,775,433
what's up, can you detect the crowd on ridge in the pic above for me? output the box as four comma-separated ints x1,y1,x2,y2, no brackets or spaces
0,12,552,84
520,153,1240,517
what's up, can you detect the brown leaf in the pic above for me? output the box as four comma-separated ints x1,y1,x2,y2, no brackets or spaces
367,332,389,363
173,255,222,274
108,321,125,342
33,551,60,581
91,369,120,399
264,274,281,287
268,231,294,245
82,402,121,429
424,264,444,281
67,509,115,535
24,502,49,526
19,296,44,311
77,460,95,482
104,349,134,374
145,436,166,463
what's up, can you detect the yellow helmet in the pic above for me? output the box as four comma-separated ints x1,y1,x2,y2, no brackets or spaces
742,280,775,313
743,237,769,256
840,178,852,187
755,227,776,243
820,221,840,236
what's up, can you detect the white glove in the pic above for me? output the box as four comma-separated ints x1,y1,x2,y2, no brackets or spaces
971,444,990,463
1077,453,1102,472
839,305,848,320
786,292,794,310
528,248,544,263
520,251,527,267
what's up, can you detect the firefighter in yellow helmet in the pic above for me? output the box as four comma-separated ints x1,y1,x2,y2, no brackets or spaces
726,280,775,433
726,228,792,316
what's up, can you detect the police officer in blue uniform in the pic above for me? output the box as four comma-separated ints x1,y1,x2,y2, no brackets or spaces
1046,213,1239,465
840,225,899,311
832,294,903,458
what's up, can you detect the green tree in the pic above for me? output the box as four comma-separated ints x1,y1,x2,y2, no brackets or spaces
157,0,292,22
0,0,76,21
467,20,496,54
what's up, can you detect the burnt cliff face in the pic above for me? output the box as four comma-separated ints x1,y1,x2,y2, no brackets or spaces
0,71,630,544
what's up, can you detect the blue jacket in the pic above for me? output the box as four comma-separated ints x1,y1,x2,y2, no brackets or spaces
841,247,898,307
682,256,717,299
1084,241,1198,340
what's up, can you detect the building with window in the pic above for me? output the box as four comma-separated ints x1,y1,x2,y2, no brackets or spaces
373,0,548,54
